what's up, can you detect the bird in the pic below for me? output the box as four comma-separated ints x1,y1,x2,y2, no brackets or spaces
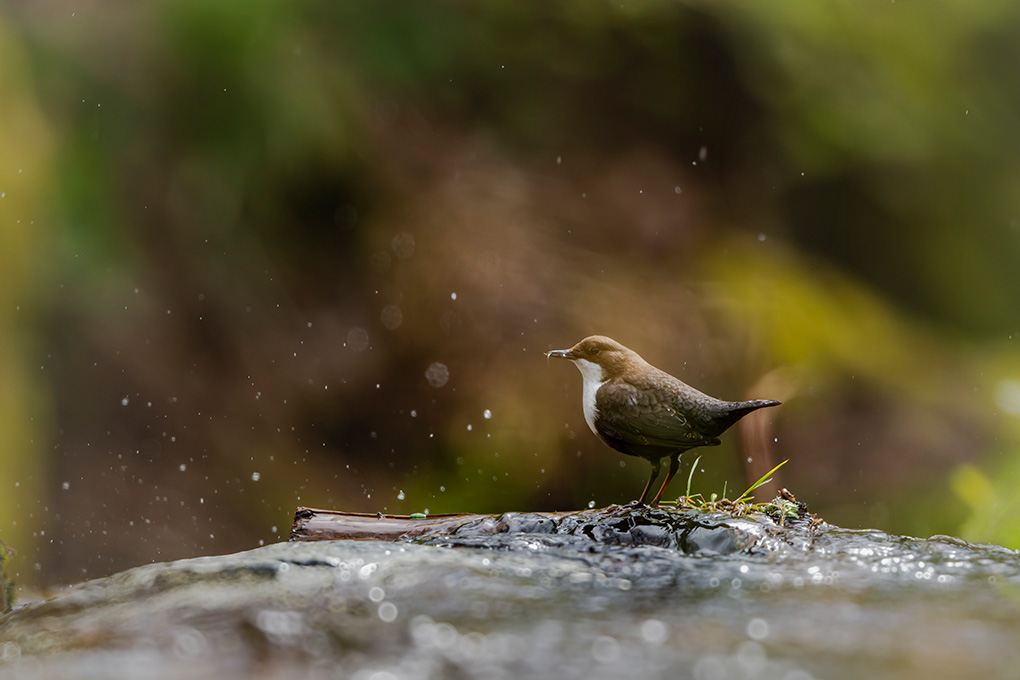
546,335,780,506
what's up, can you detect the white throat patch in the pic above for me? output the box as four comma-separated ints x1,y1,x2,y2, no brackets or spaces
573,358,606,437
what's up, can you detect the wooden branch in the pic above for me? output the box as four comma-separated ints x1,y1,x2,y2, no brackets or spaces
289,507,497,542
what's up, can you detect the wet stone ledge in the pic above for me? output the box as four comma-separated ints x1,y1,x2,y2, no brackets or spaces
2,505,1020,680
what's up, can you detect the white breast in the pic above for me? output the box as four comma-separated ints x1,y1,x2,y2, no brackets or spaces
573,358,606,437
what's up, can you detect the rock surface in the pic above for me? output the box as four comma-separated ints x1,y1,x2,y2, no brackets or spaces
2,505,1020,680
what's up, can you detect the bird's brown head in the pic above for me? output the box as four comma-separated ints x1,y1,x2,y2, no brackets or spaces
545,335,645,379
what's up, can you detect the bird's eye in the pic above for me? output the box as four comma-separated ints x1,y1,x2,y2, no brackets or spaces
590,347,600,355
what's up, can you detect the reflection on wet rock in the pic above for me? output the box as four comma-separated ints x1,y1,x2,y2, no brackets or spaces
3,508,1020,679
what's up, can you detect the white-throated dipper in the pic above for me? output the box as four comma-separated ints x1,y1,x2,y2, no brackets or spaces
546,336,780,506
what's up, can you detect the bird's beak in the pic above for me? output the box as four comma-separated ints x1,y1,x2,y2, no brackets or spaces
545,348,575,360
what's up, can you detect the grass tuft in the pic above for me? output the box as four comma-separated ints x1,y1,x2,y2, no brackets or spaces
660,460,819,526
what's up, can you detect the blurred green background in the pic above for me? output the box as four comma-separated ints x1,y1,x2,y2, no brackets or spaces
3,0,1020,587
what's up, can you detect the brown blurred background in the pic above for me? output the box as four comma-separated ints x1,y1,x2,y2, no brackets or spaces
3,1,1020,587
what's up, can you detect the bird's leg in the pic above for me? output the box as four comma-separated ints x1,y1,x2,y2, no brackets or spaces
634,459,663,505
650,453,682,506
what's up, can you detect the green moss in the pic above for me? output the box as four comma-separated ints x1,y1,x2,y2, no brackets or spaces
668,492,812,527
0,539,14,611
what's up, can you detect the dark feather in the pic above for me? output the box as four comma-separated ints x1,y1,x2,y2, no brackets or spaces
593,369,779,461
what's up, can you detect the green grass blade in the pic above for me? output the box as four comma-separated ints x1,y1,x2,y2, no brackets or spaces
736,459,789,503
685,455,702,497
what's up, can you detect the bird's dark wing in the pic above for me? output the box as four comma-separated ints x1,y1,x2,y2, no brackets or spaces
594,379,719,454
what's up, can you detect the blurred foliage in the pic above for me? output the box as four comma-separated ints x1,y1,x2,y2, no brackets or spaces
952,360,1020,549
1,540,13,611
0,16,54,584
3,0,1020,585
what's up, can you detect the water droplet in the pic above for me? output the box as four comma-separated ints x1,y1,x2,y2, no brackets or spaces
397,490,405,500
172,627,207,658
483,409,492,419
450,292,457,301
381,304,403,330
179,464,187,472
587,500,595,508
1,641,22,662
591,635,620,664
377,601,398,622
61,481,70,490
251,472,261,482
747,618,770,641
640,618,669,645
425,362,449,388
391,232,415,259
994,379,1020,416
121,396,129,406
346,327,370,352
736,641,766,673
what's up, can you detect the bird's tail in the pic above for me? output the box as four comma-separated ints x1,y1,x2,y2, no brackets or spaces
731,399,782,415
706,399,781,437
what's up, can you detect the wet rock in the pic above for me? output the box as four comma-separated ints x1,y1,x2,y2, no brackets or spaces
2,506,1019,680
